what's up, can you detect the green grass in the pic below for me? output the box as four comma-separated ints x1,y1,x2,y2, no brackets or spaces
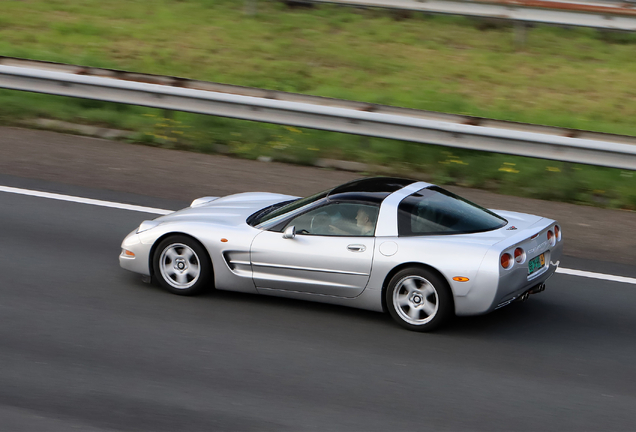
0,0,635,209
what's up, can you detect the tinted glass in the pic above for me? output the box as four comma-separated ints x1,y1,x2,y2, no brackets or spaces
398,187,507,236
286,203,380,237
253,189,329,229
329,177,415,195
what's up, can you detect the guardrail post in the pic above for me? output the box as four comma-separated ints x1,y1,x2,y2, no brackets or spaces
245,0,257,15
514,21,528,49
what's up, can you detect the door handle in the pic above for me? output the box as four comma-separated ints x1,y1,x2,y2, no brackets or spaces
347,244,366,252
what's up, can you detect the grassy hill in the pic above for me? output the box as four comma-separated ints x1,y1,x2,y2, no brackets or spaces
1,0,635,208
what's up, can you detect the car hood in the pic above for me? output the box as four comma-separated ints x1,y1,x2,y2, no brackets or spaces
154,192,298,226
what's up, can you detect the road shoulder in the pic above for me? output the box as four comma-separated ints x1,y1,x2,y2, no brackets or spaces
1,126,634,265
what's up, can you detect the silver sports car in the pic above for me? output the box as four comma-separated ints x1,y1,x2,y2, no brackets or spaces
120,177,563,331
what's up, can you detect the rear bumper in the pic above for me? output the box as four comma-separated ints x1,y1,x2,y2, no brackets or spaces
454,237,563,316
493,259,558,310
490,238,563,311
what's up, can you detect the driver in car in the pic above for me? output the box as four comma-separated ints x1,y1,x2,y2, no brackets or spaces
329,207,375,236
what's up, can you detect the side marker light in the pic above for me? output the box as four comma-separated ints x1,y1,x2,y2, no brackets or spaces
221,238,228,243
123,249,135,257
453,277,470,282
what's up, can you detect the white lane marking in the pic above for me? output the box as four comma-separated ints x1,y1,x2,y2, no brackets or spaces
2,185,636,285
0,185,172,215
556,268,636,285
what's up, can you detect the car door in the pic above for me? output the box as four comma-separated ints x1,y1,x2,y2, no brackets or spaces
250,202,378,298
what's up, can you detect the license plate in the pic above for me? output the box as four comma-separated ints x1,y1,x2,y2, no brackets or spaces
528,253,545,275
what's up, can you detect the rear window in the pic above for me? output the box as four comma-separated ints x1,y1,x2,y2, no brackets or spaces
398,187,507,236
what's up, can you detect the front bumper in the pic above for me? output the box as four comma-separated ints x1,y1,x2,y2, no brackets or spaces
119,230,152,276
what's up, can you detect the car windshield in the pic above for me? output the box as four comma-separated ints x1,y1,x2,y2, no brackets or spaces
251,189,330,229
398,186,507,236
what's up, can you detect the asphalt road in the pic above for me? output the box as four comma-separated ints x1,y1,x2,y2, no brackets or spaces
1,175,636,431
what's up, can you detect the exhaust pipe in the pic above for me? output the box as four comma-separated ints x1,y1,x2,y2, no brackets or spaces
529,283,546,295
514,283,545,304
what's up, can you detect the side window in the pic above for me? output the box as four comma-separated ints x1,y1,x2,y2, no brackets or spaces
286,203,379,237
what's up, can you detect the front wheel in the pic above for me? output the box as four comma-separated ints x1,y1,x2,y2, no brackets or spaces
386,267,453,332
152,235,212,296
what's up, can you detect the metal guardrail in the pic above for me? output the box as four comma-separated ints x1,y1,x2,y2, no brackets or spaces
0,58,635,170
305,0,636,31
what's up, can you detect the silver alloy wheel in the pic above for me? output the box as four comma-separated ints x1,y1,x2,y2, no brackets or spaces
159,243,201,289
392,275,439,325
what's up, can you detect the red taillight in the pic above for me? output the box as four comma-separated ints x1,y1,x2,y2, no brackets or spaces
554,225,560,241
501,253,513,269
514,247,525,263
547,230,556,246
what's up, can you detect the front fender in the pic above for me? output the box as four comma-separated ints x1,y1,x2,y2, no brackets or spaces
137,221,261,294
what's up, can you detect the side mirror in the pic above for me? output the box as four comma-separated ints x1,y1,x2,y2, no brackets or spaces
282,225,296,239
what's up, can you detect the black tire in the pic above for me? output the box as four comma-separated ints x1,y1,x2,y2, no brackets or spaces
152,235,212,296
385,267,453,332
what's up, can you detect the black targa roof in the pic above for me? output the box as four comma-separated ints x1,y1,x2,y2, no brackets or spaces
326,177,416,205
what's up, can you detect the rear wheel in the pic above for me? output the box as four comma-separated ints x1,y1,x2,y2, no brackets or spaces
386,267,453,332
153,235,212,296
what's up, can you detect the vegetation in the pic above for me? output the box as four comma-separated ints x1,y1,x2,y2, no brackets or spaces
0,0,635,209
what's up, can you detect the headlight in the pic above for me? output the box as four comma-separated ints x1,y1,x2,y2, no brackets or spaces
191,196,219,207
136,220,160,233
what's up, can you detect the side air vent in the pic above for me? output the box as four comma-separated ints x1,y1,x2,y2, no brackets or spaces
222,251,252,277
